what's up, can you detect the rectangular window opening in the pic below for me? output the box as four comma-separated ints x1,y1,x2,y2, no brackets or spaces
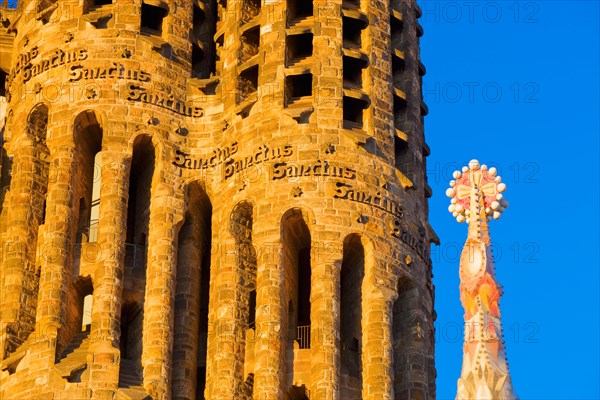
394,135,410,171
392,53,405,80
286,33,313,66
192,4,206,37
285,73,312,104
238,65,259,102
343,56,366,88
343,16,365,48
343,96,367,128
391,14,403,38
141,3,168,34
394,93,408,131
239,26,260,64
287,0,313,22
192,44,206,78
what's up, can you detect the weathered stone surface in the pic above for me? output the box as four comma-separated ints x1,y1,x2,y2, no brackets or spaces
0,0,436,399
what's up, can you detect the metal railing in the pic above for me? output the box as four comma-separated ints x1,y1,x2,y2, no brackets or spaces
296,325,311,349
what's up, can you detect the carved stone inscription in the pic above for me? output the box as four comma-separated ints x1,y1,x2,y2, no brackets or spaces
391,220,430,264
173,143,239,169
68,63,151,82
10,48,88,84
333,182,404,219
223,145,293,180
272,160,356,180
127,84,203,117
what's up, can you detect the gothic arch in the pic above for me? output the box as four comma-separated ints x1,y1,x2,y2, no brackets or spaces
392,274,422,399
280,207,312,396
172,181,213,400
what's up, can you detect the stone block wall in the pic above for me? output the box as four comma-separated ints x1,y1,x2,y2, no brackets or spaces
0,0,437,399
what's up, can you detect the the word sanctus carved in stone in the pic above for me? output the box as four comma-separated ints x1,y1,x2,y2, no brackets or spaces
224,145,293,180
391,219,430,264
334,182,404,219
68,63,151,82
174,142,239,169
272,160,356,180
15,49,88,83
127,84,203,117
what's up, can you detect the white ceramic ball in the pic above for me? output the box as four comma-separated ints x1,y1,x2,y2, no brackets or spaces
469,159,480,170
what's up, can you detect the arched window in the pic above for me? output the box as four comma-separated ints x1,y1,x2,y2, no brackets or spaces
119,135,155,388
340,234,365,398
172,183,212,400
73,111,102,244
393,276,422,399
5,104,50,356
281,208,311,399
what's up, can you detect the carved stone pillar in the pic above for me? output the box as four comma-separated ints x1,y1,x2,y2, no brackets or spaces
206,236,244,400
141,183,183,400
253,236,285,399
310,240,343,400
88,150,130,397
0,144,38,358
362,288,395,400
31,141,76,370
172,216,202,400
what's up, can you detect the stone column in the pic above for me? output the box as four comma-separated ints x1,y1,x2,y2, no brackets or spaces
172,217,202,400
362,288,395,400
206,236,244,400
88,150,130,397
30,141,76,371
253,236,285,399
310,240,343,400
0,144,38,358
142,183,182,400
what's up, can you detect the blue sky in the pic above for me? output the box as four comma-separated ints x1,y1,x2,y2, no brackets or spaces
419,1,600,398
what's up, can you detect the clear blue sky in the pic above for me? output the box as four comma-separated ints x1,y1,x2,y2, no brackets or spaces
419,1,600,399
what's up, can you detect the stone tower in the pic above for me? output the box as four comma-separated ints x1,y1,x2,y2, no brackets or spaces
0,0,437,399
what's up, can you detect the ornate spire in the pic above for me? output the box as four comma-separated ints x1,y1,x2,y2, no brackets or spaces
446,160,517,400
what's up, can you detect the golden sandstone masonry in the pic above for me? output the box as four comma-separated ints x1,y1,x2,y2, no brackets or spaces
0,0,437,399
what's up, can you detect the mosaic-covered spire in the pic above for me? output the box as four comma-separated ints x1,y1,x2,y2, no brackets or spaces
447,159,517,400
